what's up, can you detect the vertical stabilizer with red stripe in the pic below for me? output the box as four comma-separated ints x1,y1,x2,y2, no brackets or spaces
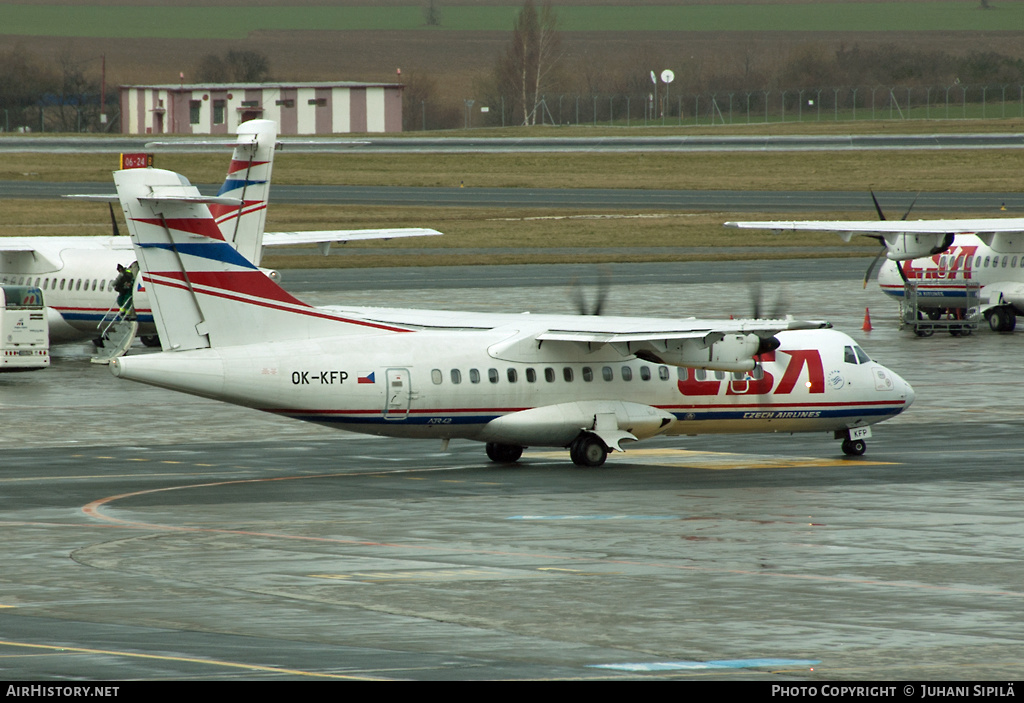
212,119,277,266
115,167,408,352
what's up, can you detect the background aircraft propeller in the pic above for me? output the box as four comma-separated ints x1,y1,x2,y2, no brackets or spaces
863,190,918,286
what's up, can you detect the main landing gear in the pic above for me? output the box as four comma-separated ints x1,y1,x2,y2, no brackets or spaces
485,434,611,467
568,434,609,467
485,442,523,464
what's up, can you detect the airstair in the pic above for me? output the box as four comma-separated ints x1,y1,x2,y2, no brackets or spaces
90,307,139,364
899,279,981,337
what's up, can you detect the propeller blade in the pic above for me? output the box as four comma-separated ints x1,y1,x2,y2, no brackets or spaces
864,245,886,289
870,189,886,220
108,203,121,237
901,192,920,221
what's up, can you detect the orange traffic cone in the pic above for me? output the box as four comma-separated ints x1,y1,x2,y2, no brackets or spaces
862,307,873,332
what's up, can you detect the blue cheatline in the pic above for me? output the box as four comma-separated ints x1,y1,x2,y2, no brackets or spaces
507,515,678,521
589,658,820,671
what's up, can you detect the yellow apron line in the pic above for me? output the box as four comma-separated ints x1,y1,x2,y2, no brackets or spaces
0,639,388,680
526,447,896,469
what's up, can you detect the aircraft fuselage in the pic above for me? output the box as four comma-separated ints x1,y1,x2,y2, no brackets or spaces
111,326,913,448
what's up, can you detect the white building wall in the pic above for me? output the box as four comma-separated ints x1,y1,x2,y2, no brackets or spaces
366,87,386,132
296,88,317,134
193,89,211,133
128,89,140,134
263,88,282,126
332,87,351,134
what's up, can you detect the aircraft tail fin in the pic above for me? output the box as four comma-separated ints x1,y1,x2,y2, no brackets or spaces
114,167,409,351
211,119,277,266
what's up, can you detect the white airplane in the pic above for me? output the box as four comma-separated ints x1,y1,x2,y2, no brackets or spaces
0,119,439,344
106,165,914,464
726,207,1024,333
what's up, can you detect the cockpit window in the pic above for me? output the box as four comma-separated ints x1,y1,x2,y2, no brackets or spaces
844,345,872,365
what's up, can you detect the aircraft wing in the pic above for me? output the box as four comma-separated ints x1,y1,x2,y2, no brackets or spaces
535,317,830,373
725,218,1024,239
262,228,442,255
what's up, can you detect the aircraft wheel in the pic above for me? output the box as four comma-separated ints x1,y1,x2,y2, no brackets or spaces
927,309,942,321
140,335,161,347
841,439,866,456
569,435,608,467
988,309,1005,332
485,442,523,464
914,328,934,338
1004,308,1017,332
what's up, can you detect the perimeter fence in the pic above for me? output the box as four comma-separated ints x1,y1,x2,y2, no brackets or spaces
416,83,1024,131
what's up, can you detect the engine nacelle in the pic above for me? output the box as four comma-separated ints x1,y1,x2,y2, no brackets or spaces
633,333,762,373
884,232,955,261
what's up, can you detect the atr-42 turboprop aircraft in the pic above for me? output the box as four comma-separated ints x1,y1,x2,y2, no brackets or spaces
726,210,1024,333
0,119,438,343
106,166,913,464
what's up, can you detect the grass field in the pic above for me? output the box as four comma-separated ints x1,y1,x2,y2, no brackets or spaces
5,3,1022,38
3,142,1020,268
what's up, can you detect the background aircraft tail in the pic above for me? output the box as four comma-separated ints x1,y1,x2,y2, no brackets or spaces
210,119,277,266
114,167,410,352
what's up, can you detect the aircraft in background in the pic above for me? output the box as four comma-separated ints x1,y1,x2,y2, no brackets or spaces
726,209,1024,333
0,119,439,343
107,165,914,464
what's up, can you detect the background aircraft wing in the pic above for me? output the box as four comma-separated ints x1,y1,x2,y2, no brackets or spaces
262,228,442,255
725,218,1024,238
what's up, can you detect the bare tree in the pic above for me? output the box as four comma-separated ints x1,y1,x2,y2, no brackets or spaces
423,0,442,26
495,0,562,126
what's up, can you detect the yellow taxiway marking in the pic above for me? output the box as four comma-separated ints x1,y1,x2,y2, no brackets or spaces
526,447,896,469
0,639,386,680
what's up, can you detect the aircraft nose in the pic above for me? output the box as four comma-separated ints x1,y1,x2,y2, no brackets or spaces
895,371,915,411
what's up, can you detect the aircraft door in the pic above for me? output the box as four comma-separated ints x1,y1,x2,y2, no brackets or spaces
383,367,411,420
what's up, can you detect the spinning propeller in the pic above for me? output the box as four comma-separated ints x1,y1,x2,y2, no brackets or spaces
569,267,612,315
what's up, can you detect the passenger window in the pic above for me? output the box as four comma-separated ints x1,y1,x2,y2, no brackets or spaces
544,367,555,382
563,367,573,382
1013,257,1018,268
431,369,442,385
621,366,633,381
640,366,651,381
1003,256,1009,268
469,368,480,384
582,367,593,382
695,369,706,381
507,368,517,383
450,369,462,384
526,368,536,383
659,366,669,380
488,368,499,383
602,366,613,381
